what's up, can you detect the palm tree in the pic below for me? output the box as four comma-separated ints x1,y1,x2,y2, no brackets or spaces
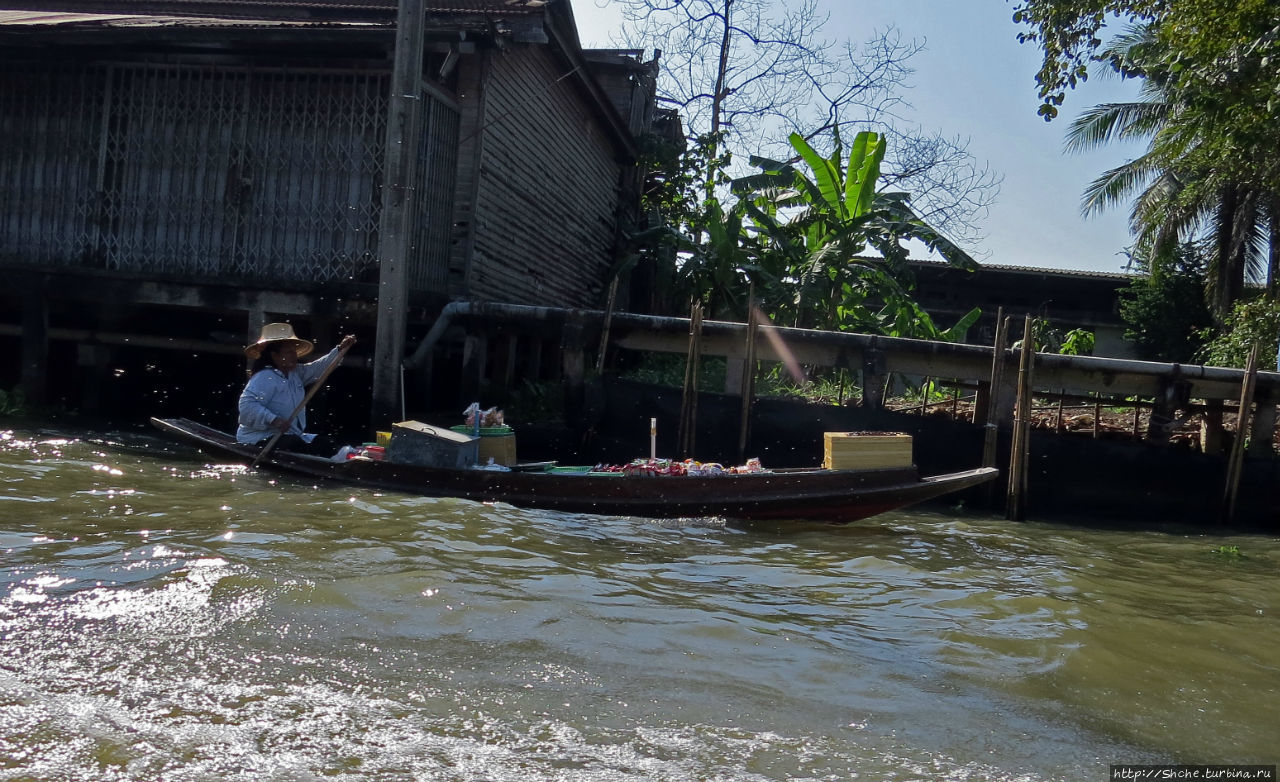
1064,24,1279,323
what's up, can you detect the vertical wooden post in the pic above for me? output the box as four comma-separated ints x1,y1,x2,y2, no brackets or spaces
737,298,759,464
972,381,991,425
678,304,703,459
980,308,1007,470
371,0,426,428
1006,314,1035,521
596,277,619,374
1222,344,1259,524
993,315,1018,431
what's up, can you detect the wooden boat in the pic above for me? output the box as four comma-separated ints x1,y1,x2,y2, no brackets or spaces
151,417,997,523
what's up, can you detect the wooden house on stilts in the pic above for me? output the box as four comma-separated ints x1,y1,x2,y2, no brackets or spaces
0,0,665,426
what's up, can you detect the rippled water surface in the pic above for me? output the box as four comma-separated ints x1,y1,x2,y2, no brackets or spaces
1,428,1277,781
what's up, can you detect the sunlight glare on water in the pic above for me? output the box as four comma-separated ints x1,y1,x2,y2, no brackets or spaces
0,428,1277,780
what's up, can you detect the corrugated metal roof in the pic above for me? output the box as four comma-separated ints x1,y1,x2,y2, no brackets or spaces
425,0,546,9
0,0,546,19
0,0,547,28
0,9,362,25
907,258,1133,280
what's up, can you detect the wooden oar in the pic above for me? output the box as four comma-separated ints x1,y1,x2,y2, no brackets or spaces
250,341,353,469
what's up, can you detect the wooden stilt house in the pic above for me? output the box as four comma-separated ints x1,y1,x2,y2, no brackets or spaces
0,0,662,420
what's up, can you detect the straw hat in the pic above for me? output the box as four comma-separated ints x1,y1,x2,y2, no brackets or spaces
244,322,314,360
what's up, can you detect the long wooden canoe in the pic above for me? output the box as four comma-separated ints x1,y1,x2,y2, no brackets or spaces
151,417,997,523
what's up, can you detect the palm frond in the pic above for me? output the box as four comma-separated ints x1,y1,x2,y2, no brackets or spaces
1081,155,1161,217
1064,100,1170,153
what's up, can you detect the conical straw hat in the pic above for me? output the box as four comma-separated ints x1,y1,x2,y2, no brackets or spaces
244,322,314,360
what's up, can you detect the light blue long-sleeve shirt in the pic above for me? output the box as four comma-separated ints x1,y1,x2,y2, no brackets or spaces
235,347,342,444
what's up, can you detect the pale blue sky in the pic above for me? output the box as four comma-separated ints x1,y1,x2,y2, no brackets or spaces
572,0,1146,273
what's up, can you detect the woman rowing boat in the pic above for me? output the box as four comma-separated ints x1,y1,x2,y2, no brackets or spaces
236,322,356,458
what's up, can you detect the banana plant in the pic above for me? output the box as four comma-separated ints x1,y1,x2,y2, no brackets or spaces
734,130,979,340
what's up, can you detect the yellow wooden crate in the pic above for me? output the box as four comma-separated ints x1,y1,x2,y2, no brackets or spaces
823,432,913,470
450,425,517,467
477,432,517,467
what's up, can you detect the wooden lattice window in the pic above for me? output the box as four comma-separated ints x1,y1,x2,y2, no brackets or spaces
0,59,458,294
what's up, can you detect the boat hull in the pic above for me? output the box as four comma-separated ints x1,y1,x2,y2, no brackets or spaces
151,418,997,523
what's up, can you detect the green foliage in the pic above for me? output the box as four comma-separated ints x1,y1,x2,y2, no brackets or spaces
1057,20,1277,325
618,353,728,393
1059,328,1096,356
1019,2,1280,329
754,366,862,405
1118,247,1213,362
1196,296,1280,369
0,388,27,417
1013,0,1280,191
1012,318,1095,355
637,132,733,231
733,130,980,340
502,379,564,424
627,128,982,342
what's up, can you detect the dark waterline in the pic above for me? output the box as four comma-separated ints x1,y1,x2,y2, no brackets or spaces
2,427,1277,780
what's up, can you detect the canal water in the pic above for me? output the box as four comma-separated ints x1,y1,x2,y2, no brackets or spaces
1,427,1276,781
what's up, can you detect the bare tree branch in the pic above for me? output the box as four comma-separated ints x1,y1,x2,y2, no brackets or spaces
614,0,1001,248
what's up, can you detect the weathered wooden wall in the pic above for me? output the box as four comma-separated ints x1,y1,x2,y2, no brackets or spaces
449,44,621,307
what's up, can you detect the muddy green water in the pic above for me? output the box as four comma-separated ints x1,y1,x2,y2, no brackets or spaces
1,428,1277,781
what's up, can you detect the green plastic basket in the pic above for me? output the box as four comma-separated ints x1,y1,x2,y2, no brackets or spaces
450,424,514,437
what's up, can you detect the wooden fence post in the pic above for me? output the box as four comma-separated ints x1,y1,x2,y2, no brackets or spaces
737,294,759,464
678,304,703,459
1006,315,1035,521
981,308,1008,470
1222,344,1259,524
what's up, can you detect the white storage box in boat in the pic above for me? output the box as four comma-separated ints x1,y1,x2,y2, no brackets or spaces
386,421,478,468
823,432,913,470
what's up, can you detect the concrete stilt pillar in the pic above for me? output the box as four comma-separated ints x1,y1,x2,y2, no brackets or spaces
1202,399,1226,455
19,282,49,405
561,315,586,432
246,304,268,377
861,348,886,410
1248,388,1276,455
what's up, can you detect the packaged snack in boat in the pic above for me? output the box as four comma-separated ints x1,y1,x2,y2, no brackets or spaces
685,461,724,476
728,458,766,474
